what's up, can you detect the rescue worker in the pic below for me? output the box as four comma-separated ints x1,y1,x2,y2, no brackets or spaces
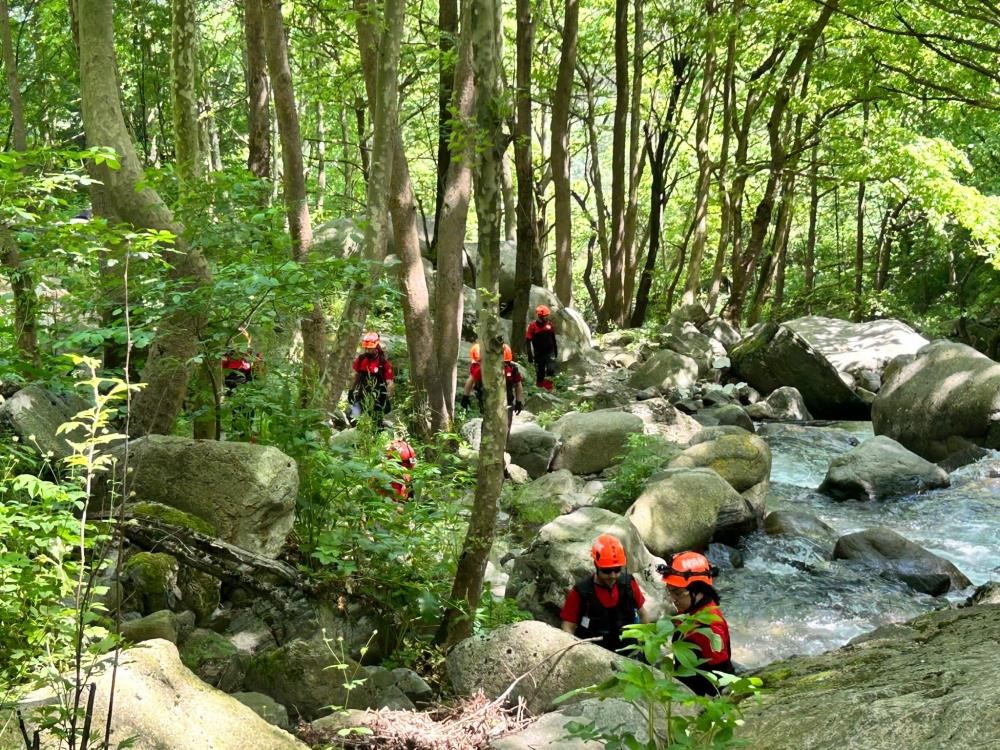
348,332,395,426
525,305,558,391
659,551,734,696
560,534,653,655
385,439,416,501
221,327,262,395
458,343,524,435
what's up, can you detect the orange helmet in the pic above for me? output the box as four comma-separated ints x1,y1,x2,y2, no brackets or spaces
388,439,416,469
535,304,550,317
590,534,627,569
470,343,481,362
503,344,513,362
361,332,381,349
659,551,715,588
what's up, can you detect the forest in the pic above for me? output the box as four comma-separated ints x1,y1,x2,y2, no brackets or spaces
2,0,1000,746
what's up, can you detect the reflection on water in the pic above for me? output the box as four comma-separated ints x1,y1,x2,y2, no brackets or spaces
725,422,1000,669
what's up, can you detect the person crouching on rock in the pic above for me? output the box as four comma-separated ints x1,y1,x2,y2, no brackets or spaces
659,551,734,696
458,342,524,437
560,534,653,656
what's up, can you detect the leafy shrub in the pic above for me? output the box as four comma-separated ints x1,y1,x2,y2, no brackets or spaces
558,614,762,749
599,434,678,514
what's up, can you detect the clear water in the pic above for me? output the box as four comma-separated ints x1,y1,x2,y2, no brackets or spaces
722,422,1000,668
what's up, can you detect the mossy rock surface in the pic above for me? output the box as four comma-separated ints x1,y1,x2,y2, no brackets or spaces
122,551,180,614
739,604,1000,749
132,501,216,535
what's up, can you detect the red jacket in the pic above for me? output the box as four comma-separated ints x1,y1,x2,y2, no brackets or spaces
682,602,731,666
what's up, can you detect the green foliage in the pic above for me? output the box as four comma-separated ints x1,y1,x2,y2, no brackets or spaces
557,614,762,749
599,434,676,514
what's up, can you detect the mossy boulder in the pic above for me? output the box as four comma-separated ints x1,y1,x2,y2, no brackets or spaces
550,409,645,475
0,384,91,461
669,432,771,494
180,628,244,693
177,567,221,625
120,610,184,644
122,552,181,615
739,604,1000,750
132,501,216,535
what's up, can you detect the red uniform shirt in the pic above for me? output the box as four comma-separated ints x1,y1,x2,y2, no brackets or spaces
682,602,731,666
559,576,646,624
353,353,394,381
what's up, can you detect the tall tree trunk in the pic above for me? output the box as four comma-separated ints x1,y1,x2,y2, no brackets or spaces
315,101,326,212
630,132,664,328
431,0,458,255
434,0,476,425
602,0,629,329
511,0,534,355
726,1,835,321
875,200,906,292
550,0,578,306
804,136,820,312
79,0,212,436
582,74,611,298
244,0,271,179
852,99,869,322
171,0,200,182
261,0,327,397
501,148,516,241
683,0,717,305
1,0,40,366
1,0,26,150
621,0,645,315
707,8,737,313
438,0,505,650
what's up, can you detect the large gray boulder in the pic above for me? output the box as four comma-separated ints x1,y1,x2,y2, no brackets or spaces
730,322,869,419
244,637,379,720
619,398,703,446
17,640,307,750
117,436,298,556
447,620,631,716
833,526,971,595
505,506,668,624
625,468,750,553
508,470,594,527
819,435,950,501
745,386,813,421
628,349,700,393
550,410,645,475
658,320,727,377
763,510,837,556
552,306,594,355
507,422,557,478
784,316,929,379
872,341,1000,462
669,432,771,495
0,384,89,460
739,604,1000,750
491,698,655,749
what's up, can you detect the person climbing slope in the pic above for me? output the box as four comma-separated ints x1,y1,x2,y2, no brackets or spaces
659,551,734,696
348,332,395,426
525,305,558,391
385,438,416,501
459,342,524,435
560,534,653,655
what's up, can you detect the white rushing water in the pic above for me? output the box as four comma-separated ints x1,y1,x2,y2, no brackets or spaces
720,422,1000,669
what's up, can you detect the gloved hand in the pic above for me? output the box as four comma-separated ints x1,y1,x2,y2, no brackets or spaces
526,348,534,364
459,394,471,410
384,398,393,414
514,400,523,415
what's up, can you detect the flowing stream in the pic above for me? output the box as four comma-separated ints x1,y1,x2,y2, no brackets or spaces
720,422,1000,669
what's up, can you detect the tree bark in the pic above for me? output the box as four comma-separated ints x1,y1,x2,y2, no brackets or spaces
79,0,212,436
804,136,819,312
852,99,869,322
602,0,629,329
431,0,458,255
433,0,476,425
1,0,40,367
726,1,836,321
621,0,645,315
171,0,200,181
511,0,534,355
438,0,505,649
244,0,271,179
707,15,737,314
683,0,717,305
1,0,26,150
324,0,405,415
261,0,327,397
550,0,578,306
